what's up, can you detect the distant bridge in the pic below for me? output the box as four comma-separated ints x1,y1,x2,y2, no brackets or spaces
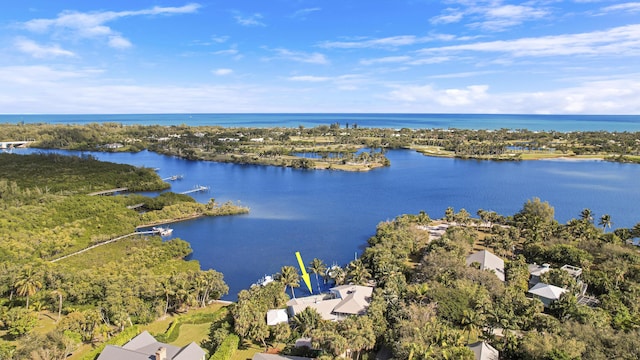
0,140,33,149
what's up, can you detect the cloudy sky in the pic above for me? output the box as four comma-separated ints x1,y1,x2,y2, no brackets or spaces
1,0,639,114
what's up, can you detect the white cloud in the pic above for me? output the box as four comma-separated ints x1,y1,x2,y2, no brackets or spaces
270,48,328,64
430,2,549,31
388,84,489,106
21,3,201,48
360,56,412,65
214,48,239,56
0,65,272,113
598,2,640,14
14,38,75,58
407,56,451,65
319,35,429,49
288,75,331,82
108,35,132,49
430,9,465,25
212,35,230,43
235,13,266,27
290,8,321,19
429,71,497,79
0,65,99,85
213,68,233,76
418,24,640,57
383,77,640,114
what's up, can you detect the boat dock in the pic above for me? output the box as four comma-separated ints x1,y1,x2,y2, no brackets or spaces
162,174,184,181
180,185,209,194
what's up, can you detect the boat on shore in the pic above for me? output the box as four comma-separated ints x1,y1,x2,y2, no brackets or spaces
152,226,173,237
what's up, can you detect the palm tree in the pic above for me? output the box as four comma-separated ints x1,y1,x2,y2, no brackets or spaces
328,265,346,285
460,309,482,343
308,258,327,294
15,266,42,309
291,307,322,337
599,214,612,232
51,289,64,322
277,266,300,298
580,208,594,223
407,283,430,305
347,259,371,286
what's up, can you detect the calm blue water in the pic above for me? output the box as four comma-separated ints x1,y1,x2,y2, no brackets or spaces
15,148,640,299
2,113,640,131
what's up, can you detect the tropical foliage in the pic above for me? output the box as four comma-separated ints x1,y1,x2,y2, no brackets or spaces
0,153,237,357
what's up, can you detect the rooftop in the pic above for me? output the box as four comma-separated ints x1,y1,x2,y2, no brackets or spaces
466,250,505,281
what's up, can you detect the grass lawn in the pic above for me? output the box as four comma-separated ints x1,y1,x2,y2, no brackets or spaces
232,341,273,360
170,322,211,347
64,303,228,360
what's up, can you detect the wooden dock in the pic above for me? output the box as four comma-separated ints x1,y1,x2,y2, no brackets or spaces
180,185,209,194
49,230,164,263
162,174,184,181
88,187,129,196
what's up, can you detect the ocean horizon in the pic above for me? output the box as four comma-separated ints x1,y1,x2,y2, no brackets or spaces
1,113,640,132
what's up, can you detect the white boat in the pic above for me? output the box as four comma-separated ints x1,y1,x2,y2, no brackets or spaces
152,227,173,237
252,274,274,287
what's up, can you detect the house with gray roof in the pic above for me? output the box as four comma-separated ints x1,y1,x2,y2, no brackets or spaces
252,354,313,360
528,263,552,287
466,250,505,282
287,285,373,321
527,282,567,307
468,341,499,360
97,330,206,360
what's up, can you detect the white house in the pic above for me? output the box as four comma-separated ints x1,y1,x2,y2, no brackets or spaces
528,263,552,287
287,285,373,321
466,250,505,282
528,282,567,307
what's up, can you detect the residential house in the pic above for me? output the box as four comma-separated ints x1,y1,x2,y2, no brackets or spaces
96,331,206,360
266,309,289,325
527,282,567,307
287,285,373,321
468,341,499,360
465,250,505,282
528,263,551,287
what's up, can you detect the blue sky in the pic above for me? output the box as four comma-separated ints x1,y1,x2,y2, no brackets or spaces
1,1,639,114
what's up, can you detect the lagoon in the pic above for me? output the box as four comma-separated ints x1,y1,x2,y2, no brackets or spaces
17,147,640,299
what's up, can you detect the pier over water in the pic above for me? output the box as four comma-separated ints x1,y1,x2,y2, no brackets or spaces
0,140,32,149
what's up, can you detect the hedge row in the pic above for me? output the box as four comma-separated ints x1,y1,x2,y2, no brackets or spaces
82,325,140,360
209,334,240,360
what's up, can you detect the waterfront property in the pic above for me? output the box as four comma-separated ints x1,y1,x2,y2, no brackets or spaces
465,250,505,282
287,285,373,321
97,331,206,360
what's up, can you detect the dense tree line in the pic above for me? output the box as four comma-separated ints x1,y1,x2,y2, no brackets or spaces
4,123,638,167
0,153,238,358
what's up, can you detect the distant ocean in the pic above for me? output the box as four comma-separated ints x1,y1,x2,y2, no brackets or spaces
1,113,639,132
